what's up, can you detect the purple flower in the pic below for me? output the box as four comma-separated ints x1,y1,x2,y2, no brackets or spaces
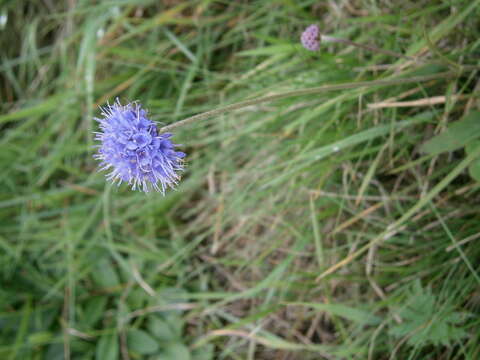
301,24,320,51
94,100,185,193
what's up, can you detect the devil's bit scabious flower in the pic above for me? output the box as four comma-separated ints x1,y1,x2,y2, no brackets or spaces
94,100,185,193
301,24,320,51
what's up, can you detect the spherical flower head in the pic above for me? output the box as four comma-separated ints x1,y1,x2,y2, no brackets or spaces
94,100,186,193
301,24,320,51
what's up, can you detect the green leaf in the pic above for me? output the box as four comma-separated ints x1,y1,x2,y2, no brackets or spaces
465,140,480,182
468,158,480,181
28,331,53,345
127,329,159,355
163,313,184,338
96,334,118,360
421,111,480,155
162,342,191,360
148,316,178,341
192,344,214,360
93,258,120,288
83,296,108,328
389,283,468,347
127,288,146,310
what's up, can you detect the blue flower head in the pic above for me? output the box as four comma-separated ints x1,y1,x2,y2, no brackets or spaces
94,100,185,193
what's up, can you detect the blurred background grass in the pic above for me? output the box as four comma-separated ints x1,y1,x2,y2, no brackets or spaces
1,0,480,359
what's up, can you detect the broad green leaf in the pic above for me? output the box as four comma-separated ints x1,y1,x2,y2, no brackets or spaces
83,296,108,327
96,334,118,360
93,258,120,288
127,288,146,309
163,313,184,338
162,342,191,360
127,329,159,355
148,316,178,341
421,111,480,155
465,140,480,182
468,160,480,182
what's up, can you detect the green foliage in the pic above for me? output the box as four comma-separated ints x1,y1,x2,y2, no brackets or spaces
160,342,192,360
1,0,480,359
421,111,480,155
289,302,382,326
148,315,182,341
389,282,468,347
421,111,480,183
127,329,160,355
466,140,480,182
93,258,121,288
96,334,118,360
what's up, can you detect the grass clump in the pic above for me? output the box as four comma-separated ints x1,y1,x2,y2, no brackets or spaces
1,0,480,359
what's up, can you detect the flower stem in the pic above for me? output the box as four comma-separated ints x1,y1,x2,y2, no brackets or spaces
159,72,454,133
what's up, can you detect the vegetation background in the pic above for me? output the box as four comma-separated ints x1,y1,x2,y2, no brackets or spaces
1,0,480,359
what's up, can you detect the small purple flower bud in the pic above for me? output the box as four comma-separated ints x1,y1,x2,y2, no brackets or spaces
301,24,320,51
94,100,185,194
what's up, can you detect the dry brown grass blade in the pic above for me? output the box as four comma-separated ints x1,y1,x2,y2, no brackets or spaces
368,95,467,109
